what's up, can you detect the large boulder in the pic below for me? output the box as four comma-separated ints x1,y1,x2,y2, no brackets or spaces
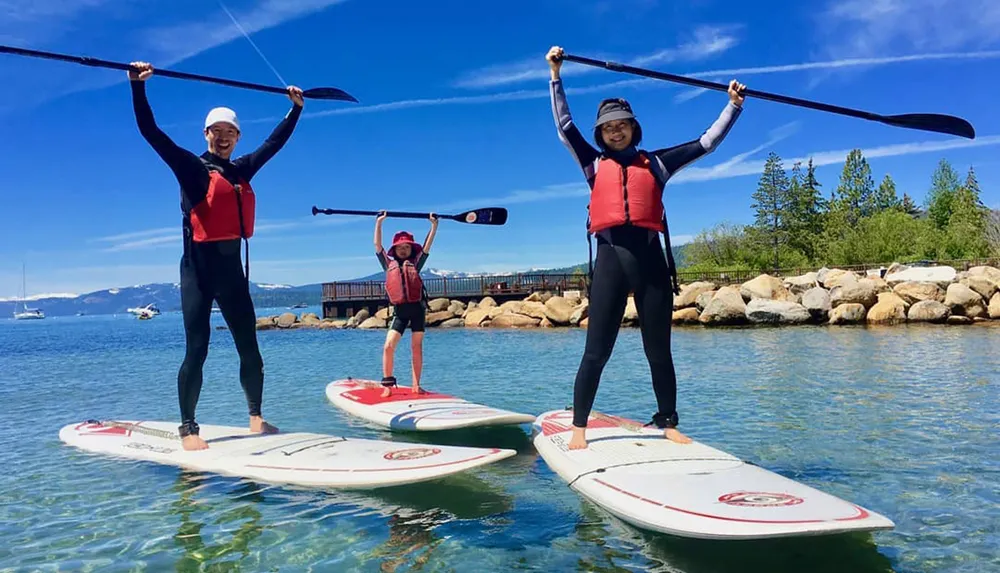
991,293,1000,319
960,276,998,300
829,303,866,325
802,287,832,322
745,299,811,325
675,281,716,309
375,307,391,320
695,290,717,312
885,265,957,288
867,293,908,324
830,279,879,309
478,297,498,309
427,298,451,312
699,287,747,325
516,301,549,321
543,296,577,325
945,283,987,318
783,272,819,295
672,308,701,324
820,269,857,289
908,300,951,323
440,318,465,328
276,312,297,329
358,316,387,329
490,313,541,328
893,282,946,305
570,301,589,326
256,316,277,331
740,274,793,301
425,310,455,326
464,308,491,327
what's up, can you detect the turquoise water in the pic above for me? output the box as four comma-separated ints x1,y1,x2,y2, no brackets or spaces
1,309,997,572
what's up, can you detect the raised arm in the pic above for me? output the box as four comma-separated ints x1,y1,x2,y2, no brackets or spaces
374,211,386,253
234,87,305,181
421,214,440,254
547,46,600,182
652,79,746,176
128,63,206,193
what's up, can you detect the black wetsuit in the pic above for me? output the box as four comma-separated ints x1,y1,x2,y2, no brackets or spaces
549,77,741,430
377,250,429,333
131,80,302,437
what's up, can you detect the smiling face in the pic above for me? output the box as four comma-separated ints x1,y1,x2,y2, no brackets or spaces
600,119,634,152
393,243,413,260
205,123,240,160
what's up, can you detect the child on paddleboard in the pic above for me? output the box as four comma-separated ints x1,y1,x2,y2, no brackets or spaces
375,211,439,397
546,45,745,450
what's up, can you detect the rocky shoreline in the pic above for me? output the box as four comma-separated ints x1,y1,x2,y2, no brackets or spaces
256,263,1000,331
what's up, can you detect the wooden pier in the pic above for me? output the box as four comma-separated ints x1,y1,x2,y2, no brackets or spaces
321,273,588,319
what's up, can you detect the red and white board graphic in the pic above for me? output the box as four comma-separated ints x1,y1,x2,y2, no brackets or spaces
532,410,895,539
59,420,515,489
326,379,535,431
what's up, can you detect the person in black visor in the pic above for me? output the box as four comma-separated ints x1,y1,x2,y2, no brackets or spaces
546,45,745,450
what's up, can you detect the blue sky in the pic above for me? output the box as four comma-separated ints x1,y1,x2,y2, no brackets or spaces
2,0,999,297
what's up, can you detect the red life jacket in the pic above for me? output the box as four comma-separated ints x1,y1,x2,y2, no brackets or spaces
385,257,424,305
190,171,256,242
587,152,664,233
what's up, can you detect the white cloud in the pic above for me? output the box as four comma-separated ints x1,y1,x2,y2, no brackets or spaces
818,0,1000,58
101,235,179,252
451,25,740,89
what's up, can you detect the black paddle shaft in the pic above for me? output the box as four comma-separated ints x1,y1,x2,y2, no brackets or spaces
560,53,975,139
311,206,508,225
0,44,358,102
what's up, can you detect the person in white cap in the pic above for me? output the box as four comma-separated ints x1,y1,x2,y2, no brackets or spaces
127,60,305,451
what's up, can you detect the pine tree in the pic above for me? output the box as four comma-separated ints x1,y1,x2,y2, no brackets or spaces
833,149,876,224
874,174,901,212
963,166,985,209
786,159,825,263
751,152,792,271
901,193,921,217
945,164,990,257
926,158,961,230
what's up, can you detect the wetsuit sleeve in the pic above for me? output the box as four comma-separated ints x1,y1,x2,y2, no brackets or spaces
130,80,208,201
651,101,742,176
234,104,303,181
550,79,600,183
415,252,429,272
376,250,389,271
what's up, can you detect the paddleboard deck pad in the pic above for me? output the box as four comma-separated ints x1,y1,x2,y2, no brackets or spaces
326,379,536,431
60,420,515,489
532,410,894,540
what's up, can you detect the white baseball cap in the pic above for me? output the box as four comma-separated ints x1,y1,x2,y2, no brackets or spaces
204,107,240,132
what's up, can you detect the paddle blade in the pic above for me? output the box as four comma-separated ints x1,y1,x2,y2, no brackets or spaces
303,87,359,103
881,113,976,139
453,208,507,225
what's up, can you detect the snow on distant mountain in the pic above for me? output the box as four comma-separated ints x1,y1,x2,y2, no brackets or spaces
0,292,78,302
256,283,292,290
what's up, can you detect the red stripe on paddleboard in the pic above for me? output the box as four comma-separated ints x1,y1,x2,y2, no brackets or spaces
592,479,870,524
245,449,503,473
338,384,456,405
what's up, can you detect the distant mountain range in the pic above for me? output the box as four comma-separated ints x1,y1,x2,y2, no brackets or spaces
1,246,686,318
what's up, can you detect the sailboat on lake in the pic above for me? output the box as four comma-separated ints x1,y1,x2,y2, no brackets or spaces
13,263,45,320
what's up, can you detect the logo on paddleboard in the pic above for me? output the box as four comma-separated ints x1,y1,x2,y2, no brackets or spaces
75,422,130,437
465,212,478,223
383,447,442,461
719,491,804,507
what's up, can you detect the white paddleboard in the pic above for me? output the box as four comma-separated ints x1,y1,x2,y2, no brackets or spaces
532,410,895,540
60,419,515,489
326,378,536,431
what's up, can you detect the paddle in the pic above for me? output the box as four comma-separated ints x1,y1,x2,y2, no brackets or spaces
311,206,508,226
558,53,976,140
0,45,358,102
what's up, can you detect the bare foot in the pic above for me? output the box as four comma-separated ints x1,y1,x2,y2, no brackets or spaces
181,434,209,451
381,386,393,398
412,385,426,394
568,426,588,450
250,416,279,434
664,428,692,444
